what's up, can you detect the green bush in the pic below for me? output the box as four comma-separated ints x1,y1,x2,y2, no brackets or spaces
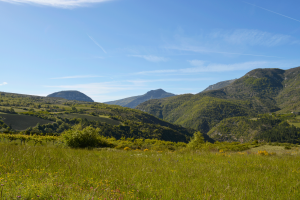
187,131,205,149
284,145,291,150
62,125,113,148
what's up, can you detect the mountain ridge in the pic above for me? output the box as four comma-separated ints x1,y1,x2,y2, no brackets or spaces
136,66,300,140
47,90,94,102
104,89,175,108
202,79,236,92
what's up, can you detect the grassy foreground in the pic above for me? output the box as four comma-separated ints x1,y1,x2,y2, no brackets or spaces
0,144,300,199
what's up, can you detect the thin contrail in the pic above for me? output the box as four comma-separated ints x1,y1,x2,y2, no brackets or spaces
88,35,107,54
244,1,300,23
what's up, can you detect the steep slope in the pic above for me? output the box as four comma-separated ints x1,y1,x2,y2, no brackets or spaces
207,113,300,143
202,79,236,92
47,91,94,102
136,67,300,135
104,89,175,108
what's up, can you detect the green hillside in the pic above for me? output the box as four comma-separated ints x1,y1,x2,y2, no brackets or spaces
136,66,300,140
0,91,207,143
207,113,300,143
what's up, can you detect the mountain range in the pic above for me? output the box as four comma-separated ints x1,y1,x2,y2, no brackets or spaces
104,89,175,108
136,66,300,142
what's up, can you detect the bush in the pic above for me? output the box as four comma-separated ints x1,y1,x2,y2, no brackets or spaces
187,131,205,149
62,125,113,148
284,145,292,150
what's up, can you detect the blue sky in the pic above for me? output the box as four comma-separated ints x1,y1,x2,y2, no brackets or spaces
1,0,300,102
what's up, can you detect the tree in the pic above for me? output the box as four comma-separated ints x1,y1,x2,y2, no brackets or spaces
187,131,205,149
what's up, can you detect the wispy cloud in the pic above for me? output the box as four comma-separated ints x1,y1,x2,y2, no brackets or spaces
135,69,177,75
136,60,277,75
187,60,271,72
244,1,300,23
211,29,292,47
0,0,113,9
129,55,168,62
44,77,211,102
50,75,103,79
45,81,135,95
0,82,7,86
88,35,107,53
165,45,279,58
126,78,212,84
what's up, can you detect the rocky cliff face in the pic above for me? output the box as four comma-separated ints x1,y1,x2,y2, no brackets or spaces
47,91,94,102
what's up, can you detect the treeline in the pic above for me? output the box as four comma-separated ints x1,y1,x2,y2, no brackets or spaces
0,110,192,142
208,113,300,143
0,107,16,114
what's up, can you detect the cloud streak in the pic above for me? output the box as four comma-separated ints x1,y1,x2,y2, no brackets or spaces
166,46,280,58
0,82,7,86
211,29,292,47
50,75,103,79
244,1,300,23
187,60,270,72
0,0,113,8
129,55,168,62
88,35,107,53
136,60,276,75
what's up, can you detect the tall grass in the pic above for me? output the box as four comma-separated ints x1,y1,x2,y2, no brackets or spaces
0,143,300,199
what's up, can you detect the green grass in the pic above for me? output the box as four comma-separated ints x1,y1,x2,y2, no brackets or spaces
290,122,300,128
249,145,300,155
0,114,52,130
60,114,121,125
0,143,300,199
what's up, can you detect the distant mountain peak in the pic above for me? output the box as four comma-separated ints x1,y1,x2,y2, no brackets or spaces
146,89,167,95
104,89,175,108
47,90,94,102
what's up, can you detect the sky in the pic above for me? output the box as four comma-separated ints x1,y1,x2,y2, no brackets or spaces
1,0,300,102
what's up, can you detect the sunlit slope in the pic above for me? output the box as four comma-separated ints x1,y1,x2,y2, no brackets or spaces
137,67,300,134
0,91,205,142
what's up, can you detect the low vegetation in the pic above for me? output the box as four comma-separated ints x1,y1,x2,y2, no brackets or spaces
0,92,196,143
0,140,300,199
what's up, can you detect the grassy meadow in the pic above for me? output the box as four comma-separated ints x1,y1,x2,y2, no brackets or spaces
1,141,300,199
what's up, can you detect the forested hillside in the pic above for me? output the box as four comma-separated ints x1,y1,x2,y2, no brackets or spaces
136,66,300,141
0,92,208,143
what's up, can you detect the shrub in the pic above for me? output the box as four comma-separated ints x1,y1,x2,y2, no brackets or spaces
62,125,113,148
187,131,205,149
285,146,292,150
